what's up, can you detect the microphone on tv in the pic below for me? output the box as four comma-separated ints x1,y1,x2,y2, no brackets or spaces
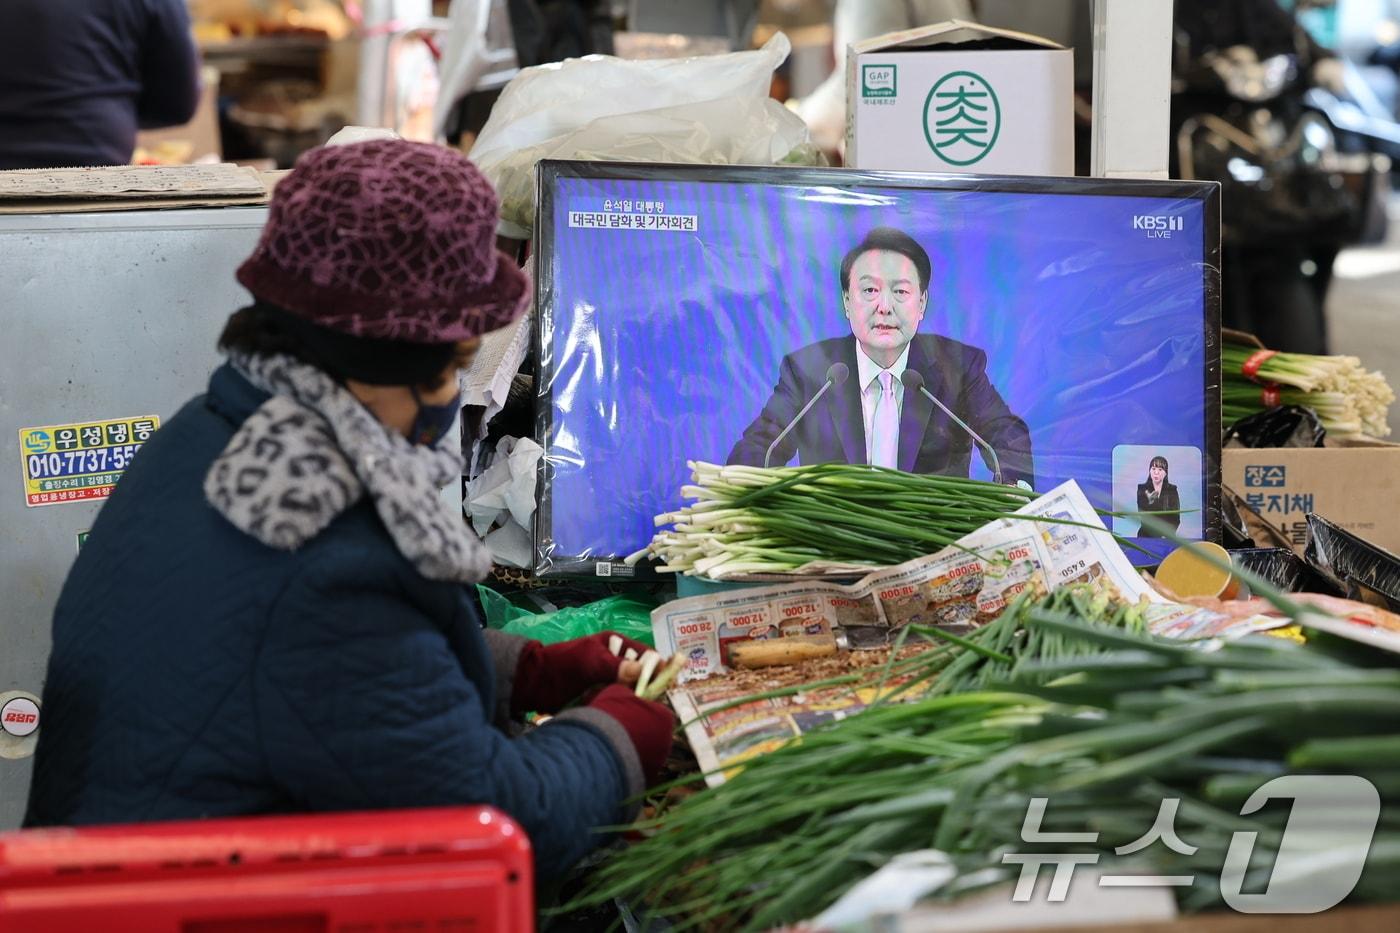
764,362,850,468
900,369,1003,485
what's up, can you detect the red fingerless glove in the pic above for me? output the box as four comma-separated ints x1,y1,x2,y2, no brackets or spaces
511,631,653,716
586,684,676,784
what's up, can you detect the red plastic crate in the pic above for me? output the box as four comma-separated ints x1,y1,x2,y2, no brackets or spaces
0,806,533,932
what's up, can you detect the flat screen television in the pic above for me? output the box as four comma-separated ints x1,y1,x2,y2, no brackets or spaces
533,161,1221,578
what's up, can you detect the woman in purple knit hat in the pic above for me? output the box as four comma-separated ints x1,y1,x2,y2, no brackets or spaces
25,140,674,884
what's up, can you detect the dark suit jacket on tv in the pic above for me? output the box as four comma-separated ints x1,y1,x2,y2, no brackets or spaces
1135,481,1181,537
727,335,1034,487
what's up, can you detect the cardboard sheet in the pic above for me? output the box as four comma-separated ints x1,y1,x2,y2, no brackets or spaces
0,164,273,214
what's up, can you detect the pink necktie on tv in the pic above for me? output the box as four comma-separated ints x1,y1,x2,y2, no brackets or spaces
872,370,899,469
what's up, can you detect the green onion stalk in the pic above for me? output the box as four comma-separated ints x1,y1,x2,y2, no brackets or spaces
627,461,1042,578
1222,342,1393,437
1222,383,1364,435
567,585,1400,930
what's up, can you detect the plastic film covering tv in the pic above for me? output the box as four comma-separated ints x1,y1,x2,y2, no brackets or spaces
533,161,1221,577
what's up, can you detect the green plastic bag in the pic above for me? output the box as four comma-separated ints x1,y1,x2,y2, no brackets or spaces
477,586,657,647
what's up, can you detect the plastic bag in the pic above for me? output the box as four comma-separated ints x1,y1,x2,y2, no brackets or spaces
1305,514,1400,612
464,436,543,568
477,585,657,646
469,33,823,237
1231,546,1341,595
1224,404,1326,448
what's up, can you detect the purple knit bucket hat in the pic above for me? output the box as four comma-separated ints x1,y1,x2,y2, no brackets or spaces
236,139,529,344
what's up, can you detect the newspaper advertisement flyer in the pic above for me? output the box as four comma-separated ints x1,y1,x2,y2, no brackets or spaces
669,657,937,783
1141,601,1287,640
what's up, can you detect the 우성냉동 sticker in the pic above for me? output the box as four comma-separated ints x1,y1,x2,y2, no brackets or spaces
18,415,159,507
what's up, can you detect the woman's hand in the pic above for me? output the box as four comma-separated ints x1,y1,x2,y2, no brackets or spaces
604,633,667,687
511,631,659,715
617,659,645,685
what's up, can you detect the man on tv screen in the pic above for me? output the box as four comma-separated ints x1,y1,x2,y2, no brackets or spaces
727,227,1034,487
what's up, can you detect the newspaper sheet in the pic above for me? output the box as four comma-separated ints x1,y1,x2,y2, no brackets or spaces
460,309,532,435
670,661,937,782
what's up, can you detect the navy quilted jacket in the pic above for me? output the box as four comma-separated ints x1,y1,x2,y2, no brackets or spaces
24,364,638,881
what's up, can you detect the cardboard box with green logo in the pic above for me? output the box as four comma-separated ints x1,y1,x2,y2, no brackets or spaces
845,20,1073,174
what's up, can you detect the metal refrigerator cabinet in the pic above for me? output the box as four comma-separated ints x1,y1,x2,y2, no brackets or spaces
0,207,268,829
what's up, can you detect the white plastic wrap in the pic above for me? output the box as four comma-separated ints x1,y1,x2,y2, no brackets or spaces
433,0,520,137
469,33,822,237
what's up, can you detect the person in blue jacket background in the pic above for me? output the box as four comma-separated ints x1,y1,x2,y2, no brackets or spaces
0,0,202,169
23,138,675,882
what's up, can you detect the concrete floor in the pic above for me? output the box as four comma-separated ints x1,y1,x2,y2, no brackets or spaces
1327,196,1400,438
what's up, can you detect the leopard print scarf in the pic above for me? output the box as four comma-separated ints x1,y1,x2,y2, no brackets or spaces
203,353,491,583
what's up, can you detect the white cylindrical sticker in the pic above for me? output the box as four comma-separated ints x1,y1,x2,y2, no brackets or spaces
1,697,40,738
0,691,41,760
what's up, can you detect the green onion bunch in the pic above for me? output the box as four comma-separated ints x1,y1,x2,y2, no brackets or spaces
923,618,1400,913
887,581,1148,700
569,592,1400,930
626,460,1036,578
1222,342,1394,437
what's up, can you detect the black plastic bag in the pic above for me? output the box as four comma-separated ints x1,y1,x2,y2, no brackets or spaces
1224,404,1326,449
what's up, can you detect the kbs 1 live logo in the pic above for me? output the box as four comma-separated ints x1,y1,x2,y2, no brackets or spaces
1132,214,1185,238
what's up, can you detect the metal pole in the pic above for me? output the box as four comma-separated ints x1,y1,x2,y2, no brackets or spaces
356,0,396,127
1090,0,1175,178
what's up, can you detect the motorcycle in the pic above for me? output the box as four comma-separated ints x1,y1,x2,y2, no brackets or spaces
1171,8,1396,353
